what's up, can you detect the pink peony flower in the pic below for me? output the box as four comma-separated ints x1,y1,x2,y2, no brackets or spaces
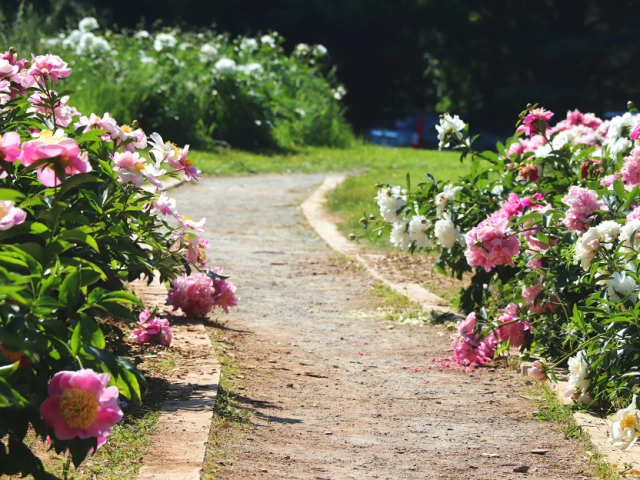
601,174,620,188
40,369,123,443
530,360,547,382
628,205,640,223
518,108,554,137
464,216,520,272
0,131,21,163
116,125,147,153
74,112,120,141
476,332,497,361
112,151,163,189
167,273,216,317
495,303,531,348
522,284,557,315
177,216,206,232
130,310,172,346
147,192,179,217
167,144,201,182
170,232,209,266
20,130,92,187
27,93,76,128
210,268,239,313
0,200,26,230
621,150,640,190
457,312,476,335
631,123,640,141
21,54,72,88
561,186,606,232
451,330,496,367
506,141,526,156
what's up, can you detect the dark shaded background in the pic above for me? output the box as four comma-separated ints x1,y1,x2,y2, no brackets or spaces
4,0,640,133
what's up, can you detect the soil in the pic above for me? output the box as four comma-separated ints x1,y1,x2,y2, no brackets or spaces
169,173,594,480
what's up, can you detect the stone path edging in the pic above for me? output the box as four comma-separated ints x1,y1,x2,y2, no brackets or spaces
521,363,640,474
300,174,463,319
130,277,220,480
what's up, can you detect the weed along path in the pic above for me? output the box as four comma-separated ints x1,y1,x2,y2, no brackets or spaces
170,174,594,480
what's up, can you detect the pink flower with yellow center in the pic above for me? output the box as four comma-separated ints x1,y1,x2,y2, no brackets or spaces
20,54,72,88
0,200,26,230
20,130,92,187
168,145,201,181
40,369,122,442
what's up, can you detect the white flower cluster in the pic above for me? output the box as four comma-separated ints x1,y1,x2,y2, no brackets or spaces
574,220,621,270
261,35,276,48
564,351,590,400
240,38,259,52
435,114,466,150
237,63,263,76
199,43,218,62
154,33,178,52
434,213,465,248
375,186,406,223
295,43,310,56
48,18,112,55
214,58,237,75
333,86,347,100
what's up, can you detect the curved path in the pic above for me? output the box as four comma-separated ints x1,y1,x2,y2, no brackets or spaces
171,174,593,480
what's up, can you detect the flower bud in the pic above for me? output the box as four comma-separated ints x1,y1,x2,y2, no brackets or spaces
359,217,367,225
369,214,375,220
348,233,356,241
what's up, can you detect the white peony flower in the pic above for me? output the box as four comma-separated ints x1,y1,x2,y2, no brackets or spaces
609,138,633,158
237,62,263,75
608,395,640,450
534,144,553,159
597,220,621,246
240,38,258,52
435,114,466,150
620,220,640,253
78,17,100,33
62,29,82,48
313,44,328,56
199,43,218,62
135,30,151,39
261,35,276,48
333,85,346,100
574,221,620,270
390,221,411,250
606,271,637,302
295,43,310,56
434,214,462,249
564,351,590,400
153,33,177,52
76,32,112,55
607,113,636,142
408,215,431,249
434,184,462,218
214,58,237,75
375,186,406,223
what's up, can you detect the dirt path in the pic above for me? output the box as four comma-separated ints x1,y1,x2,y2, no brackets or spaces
170,174,592,480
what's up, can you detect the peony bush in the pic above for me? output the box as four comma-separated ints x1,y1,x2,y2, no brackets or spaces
27,17,354,151
0,47,237,478
363,102,640,424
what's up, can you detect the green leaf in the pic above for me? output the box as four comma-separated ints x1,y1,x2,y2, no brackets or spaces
101,290,143,306
70,317,105,355
56,174,98,199
0,361,19,378
0,189,24,202
0,376,28,407
57,229,100,252
59,266,81,311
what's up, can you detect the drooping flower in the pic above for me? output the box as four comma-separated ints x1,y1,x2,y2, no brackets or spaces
167,273,216,317
170,232,209,266
561,186,606,232
0,201,26,231
210,268,239,313
574,221,621,270
20,130,92,187
495,303,531,348
435,114,466,149
130,310,172,346
530,360,547,383
564,351,590,400
166,144,201,181
457,312,477,335
464,216,520,272
40,369,123,443
607,395,640,450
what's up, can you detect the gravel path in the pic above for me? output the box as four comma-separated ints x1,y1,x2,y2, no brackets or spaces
170,174,592,480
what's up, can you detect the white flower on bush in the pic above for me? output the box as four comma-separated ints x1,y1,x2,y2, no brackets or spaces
534,144,552,159
154,33,177,51
62,29,82,49
607,113,636,142
76,32,112,55
78,17,100,33
135,30,151,39
434,214,463,249
139,51,156,64
240,38,258,52
390,221,411,250
237,63,263,75
333,85,346,100
261,34,276,48
313,44,328,56
375,186,406,223
408,215,431,249
199,43,218,62
214,58,236,75
295,43,310,56
435,184,462,218
574,221,621,270
610,138,633,158
605,271,637,303
295,108,306,117
620,220,640,253
564,351,590,400
607,395,640,450
435,114,466,150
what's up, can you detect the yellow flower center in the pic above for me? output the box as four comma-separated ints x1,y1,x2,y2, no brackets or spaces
121,125,133,134
58,387,99,429
0,346,22,363
134,162,147,172
185,159,194,167
621,413,636,430
166,141,181,158
38,130,54,141
182,216,193,222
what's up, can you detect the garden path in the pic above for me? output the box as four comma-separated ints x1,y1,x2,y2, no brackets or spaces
170,174,593,480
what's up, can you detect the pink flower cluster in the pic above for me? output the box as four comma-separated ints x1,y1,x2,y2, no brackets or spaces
450,313,497,367
130,310,173,346
522,284,557,315
552,109,602,132
167,271,238,317
517,107,554,136
464,216,520,272
495,303,531,348
561,186,606,232
620,149,640,190
40,369,122,444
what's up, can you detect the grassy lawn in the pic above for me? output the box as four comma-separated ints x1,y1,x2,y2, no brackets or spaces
191,145,467,236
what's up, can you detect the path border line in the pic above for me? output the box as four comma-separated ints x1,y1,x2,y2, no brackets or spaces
301,174,462,318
